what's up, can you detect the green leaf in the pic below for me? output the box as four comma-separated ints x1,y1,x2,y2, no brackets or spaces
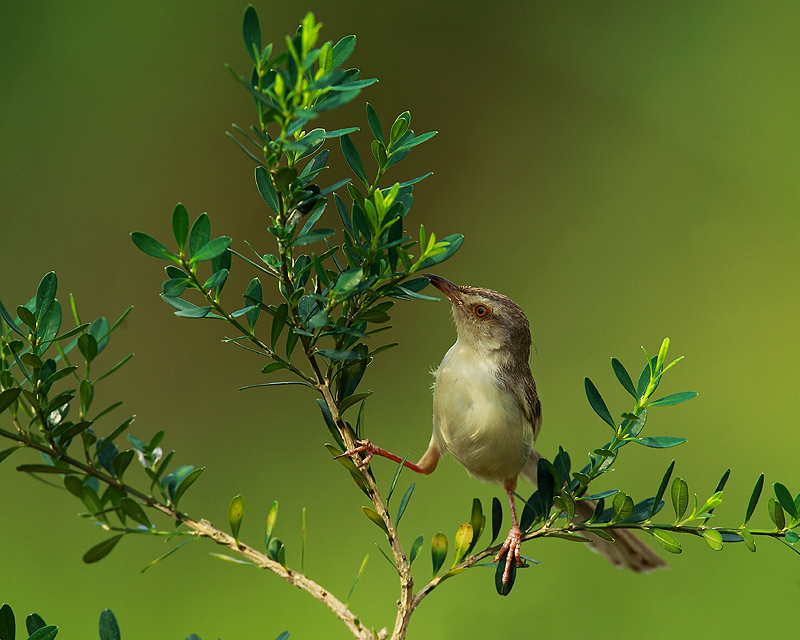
740,527,756,552
345,554,369,605
131,232,176,261
392,130,438,153
141,539,194,573
632,436,687,449
333,267,363,295
417,234,464,270
27,626,58,640
583,490,618,500
318,400,345,450
396,483,415,526
366,102,384,145
389,113,409,149
188,212,211,258
96,416,135,455
162,277,190,297
203,269,229,289
78,333,98,362
452,523,473,566
340,391,370,414
0,296,25,336
612,492,634,522
16,304,36,329
650,529,682,554
262,362,288,375
189,236,232,264
491,496,502,545
323,36,352,70
242,5,261,63
785,530,799,544
701,529,723,551
648,391,698,407
160,295,212,319
495,551,516,596
210,552,256,566
651,460,676,519
590,529,616,543
636,355,657,400
0,445,23,464
229,494,245,544
584,378,615,429
265,500,278,546
467,498,485,554
340,134,368,186
98,609,120,640
111,450,134,480
339,344,369,401
173,466,205,507
671,477,689,522
768,498,785,530
362,506,389,535
744,473,764,526
83,534,124,563
402,535,422,569
255,166,279,214
611,357,636,397
246,278,263,331
0,603,15,640
316,349,365,361
431,532,447,576
26,613,45,634
291,229,336,247
774,482,798,519
35,271,57,321
16,464,79,475
0,388,21,415
172,203,190,251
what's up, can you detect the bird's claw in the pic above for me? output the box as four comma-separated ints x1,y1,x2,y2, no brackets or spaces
334,439,374,469
494,526,525,584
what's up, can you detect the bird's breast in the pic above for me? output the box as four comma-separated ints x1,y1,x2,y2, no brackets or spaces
432,341,534,484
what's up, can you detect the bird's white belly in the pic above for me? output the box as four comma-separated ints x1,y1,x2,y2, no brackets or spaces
432,343,534,484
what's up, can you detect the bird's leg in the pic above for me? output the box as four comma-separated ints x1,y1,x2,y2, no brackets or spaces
495,478,525,584
335,438,439,475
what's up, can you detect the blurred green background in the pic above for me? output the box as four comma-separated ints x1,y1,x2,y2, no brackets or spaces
2,0,800,638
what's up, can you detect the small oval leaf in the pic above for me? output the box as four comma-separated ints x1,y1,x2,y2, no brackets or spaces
362,506,389,535
431,532,448,577
229,494,245,543
650,529,681,554
584,378,616,429
83,534,124,563
701,529,723,551
131,232,176,261
98,609,121,640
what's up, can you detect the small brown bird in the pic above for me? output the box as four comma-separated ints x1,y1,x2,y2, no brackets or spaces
351,274,666,584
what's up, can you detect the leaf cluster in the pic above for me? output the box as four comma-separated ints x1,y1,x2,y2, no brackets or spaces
0,603,285,640
0,274,208,564
415,339,799,595
129,6,463,452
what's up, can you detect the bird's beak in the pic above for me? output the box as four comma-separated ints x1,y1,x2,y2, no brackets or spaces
424,274,464,308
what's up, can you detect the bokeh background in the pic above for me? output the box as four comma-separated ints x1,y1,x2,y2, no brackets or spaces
2,1,800,638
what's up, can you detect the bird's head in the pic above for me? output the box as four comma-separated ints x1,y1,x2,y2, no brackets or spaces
424,274,531,360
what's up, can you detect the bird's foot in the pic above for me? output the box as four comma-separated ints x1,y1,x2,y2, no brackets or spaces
334,439,374,469
494,525,525,584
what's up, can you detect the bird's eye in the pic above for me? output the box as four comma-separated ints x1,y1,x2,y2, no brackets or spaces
473,304,490,318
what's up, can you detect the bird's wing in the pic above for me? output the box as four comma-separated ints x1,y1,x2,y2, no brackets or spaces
522,368,542,442
498,363,542,442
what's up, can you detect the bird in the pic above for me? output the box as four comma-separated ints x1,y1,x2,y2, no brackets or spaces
346,274,666,585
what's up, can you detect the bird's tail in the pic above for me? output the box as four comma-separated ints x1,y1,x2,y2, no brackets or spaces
520,449,667,573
